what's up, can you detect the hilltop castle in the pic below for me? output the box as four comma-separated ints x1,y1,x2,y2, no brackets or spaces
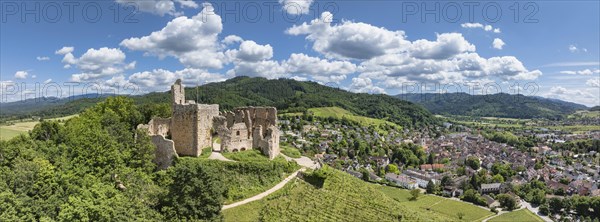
138,79,280,169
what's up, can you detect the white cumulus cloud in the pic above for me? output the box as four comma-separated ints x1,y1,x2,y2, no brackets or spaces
14,71,28,79
493,38,505,50
279,0,314,15
286,12,409,60
121,3,225,69
57,47,135,82
461,23,501,33
115,0,198,17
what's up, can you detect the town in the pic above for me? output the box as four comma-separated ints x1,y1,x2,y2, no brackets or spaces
278,111,600,221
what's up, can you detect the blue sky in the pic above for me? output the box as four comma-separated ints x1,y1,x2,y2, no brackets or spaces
1,0,599,106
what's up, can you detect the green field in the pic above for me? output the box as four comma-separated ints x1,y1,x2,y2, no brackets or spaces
568,110,600,119
0,114,78,140
223,167,453,222
307,107,402,134
222,149,271,162
488,209,543,222
378,186,494,221
0,127,23,140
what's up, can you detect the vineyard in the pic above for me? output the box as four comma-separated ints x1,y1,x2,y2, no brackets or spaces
224,167,453,221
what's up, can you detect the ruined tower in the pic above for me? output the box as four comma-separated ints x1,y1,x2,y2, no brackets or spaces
139,79,282,168
172,79,185,105
170,79,219,156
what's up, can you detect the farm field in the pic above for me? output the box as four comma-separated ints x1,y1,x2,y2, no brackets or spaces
378,186,494,221
0,114,78,140
488,209,543,222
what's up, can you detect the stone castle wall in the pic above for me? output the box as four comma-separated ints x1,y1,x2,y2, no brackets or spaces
142,117,171,136
151,135,178,170
216,107,280,159
143,79,282,166
196,104,220,151
171,104,199,156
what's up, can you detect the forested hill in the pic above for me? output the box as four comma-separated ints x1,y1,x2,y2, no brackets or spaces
138,77,437,128
396,92,587,119
1,77,437,128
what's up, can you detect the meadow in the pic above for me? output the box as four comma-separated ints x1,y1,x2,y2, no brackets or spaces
378,186,494,221
488,209,543,222
0,114,77,140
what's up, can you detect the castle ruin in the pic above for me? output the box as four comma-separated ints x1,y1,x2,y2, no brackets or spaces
138,79,280,169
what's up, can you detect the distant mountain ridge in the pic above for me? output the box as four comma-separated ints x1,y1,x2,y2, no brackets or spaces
1,77,437,128
396,92,587,119
0,93,113,119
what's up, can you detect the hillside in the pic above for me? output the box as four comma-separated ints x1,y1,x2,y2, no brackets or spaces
0,94,111,120
223,166,453,221
397,93,587,119
2,77,438,128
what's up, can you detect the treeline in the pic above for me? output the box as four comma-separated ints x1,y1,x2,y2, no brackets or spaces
482,131,537,150
398,93,587,119
552,139,600,153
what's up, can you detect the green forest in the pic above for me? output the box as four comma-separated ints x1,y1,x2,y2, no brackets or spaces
0,96,297,221
398,93,587,119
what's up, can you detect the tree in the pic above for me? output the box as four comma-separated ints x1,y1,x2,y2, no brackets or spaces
457,212,465,220
465,156,480,170
160,159,225,221
387,164,400,174
30,120,64,143
426,181,438,194
548,197,563,214
497,194,518,211
410,189,421,201
539,204,550,215
441,175,453,187
491,174,505,183
427,153,434,164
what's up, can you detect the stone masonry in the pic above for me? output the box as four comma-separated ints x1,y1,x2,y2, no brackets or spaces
138,79,280,169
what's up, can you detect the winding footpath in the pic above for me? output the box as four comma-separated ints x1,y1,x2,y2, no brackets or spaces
222,168,305,210
221,154,318,210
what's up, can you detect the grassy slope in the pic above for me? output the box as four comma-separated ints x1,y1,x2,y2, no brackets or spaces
309,107,401,128
488,209,543,222
187,157,299,204
223,168,453,222
379,186,494,221
280,145,301,158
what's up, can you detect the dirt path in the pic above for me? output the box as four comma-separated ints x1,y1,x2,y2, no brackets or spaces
222,168,305,210
280,154,318,169
208,152,234,161
208,143,234,161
